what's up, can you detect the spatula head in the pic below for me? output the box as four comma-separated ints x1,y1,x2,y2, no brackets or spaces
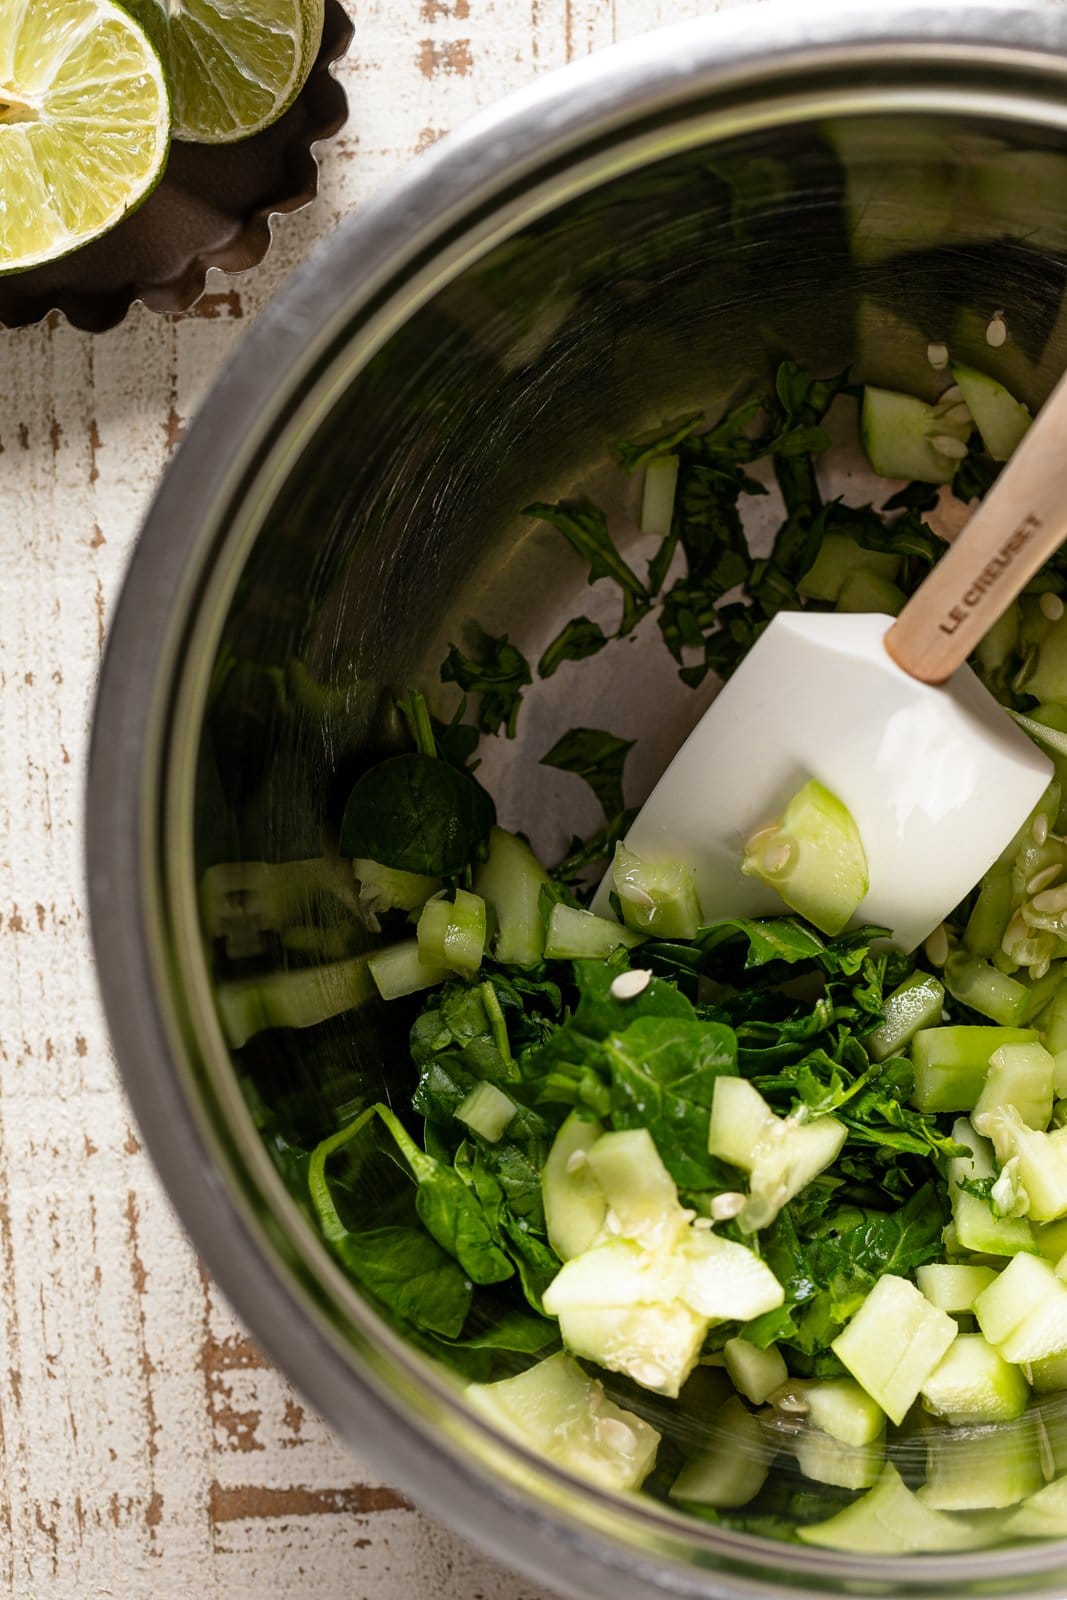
594,612,1052,952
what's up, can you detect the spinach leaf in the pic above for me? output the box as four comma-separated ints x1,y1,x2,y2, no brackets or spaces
525,497,650,636
538,616,609,679
310,1107,514,1285
540,727,634,820
331,1225,473,1338
603,1015,738,1189
699,917,828,968
441,632,531,739
340,752,495,875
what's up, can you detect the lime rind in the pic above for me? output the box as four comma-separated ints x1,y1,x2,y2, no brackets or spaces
0,0,170,276
123,0,325,145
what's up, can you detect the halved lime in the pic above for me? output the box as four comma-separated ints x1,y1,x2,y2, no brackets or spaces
123,0,325,145
0,0,170,275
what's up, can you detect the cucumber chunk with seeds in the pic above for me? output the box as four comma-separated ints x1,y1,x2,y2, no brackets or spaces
586,1127,689,1252
865,972,945,1062
707,1077,845,1233
554,1301,708,1398
951,362,1032,461
947,1117,1035,1256
612,843,702,940
862,386,972,485
980,1108,1067,1223
542,1114,606,1262
797,1463,983,1552
741,779,868,937
831,1274,957,1425
678,1230,784,1322
670,1396,770,1507
354,856,442,919
465,1352,660,1493
973,1042,1055,1133
920,1333,1030,1424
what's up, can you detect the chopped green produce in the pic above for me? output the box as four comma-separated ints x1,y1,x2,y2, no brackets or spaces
611,843,702,939
466,1353,660,1492
226,357,1067,1550
741,779,868,936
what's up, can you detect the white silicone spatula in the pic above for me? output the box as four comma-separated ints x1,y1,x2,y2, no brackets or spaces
592,373,1067,952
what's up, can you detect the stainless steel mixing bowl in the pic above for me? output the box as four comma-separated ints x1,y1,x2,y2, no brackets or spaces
88,4,1067,1594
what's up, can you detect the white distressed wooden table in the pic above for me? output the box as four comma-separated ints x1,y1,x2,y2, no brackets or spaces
7,0,1062,1592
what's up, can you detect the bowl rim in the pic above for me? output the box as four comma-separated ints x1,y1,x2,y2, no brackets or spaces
88,5,1067,1596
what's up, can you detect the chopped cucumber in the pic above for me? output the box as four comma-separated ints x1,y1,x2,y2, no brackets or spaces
456,1081,516,1144
920,1418,1043,1509
586,1127,689,1252
707,1076,774,1167
831,1274,957,1424
947,1117,1035,1256
975,1253,1067,1362
942,952,1028,1027
724,1338,787,1405
797,1463,982,1552
669,1396,770,1507
834,568,906,616
911,1026,1039,1112
199,854,362,953
796,531,900,603
542,903,645,961
793,1428,884,1491
417,887,487,975
973,1042,1055,1133
741,778,868,938
465,1352,660,1493
354,856,442,920
1030,1352,1067,1392
640,455,679,539
920,1332,1029,1424
1002,1473,1067,1539
917,1263,998,1314
1029,614,1067,707
541,1114,606,1261
963,871,1013,958
554,1302,708,1398
950,362,1031,462
775,1378,886,1447
861,385,972,485
980,1108,1067,1223
542,1238,684,1314
678,1229,784,1322
215,954,376,1048
707,1077,845,1233
1035,1217,1067,1263
1041,984,1067,1057
865,972,945,1062
367,939,449,1000
473,827,550,966
612,843,702,940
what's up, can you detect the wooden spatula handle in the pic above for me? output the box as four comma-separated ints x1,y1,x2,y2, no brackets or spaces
885,368,1067,684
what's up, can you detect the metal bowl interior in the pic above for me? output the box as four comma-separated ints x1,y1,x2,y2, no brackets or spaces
88,7,1067,1597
